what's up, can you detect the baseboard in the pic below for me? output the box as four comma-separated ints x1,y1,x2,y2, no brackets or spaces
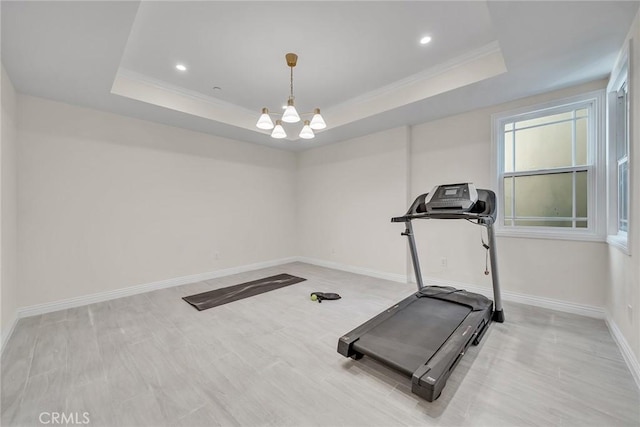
17,257,298,318
1,313,19,354
294,258,605,319
296,256,407,283
605,312,640,390
421,276,605,319
10,257,608,344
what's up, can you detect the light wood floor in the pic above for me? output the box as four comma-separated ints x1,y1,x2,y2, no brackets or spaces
1,262,639,426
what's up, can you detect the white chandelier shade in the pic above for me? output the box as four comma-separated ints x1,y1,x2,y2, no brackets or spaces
282,100,301,123
256,108,274,130
299,120,314,139
309,108,326,130
271,120,287,139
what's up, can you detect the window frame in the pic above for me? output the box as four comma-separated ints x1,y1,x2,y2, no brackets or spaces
606,39,632,255
491,90,606,241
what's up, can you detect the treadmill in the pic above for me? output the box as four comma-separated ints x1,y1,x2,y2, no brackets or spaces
337,183,505,401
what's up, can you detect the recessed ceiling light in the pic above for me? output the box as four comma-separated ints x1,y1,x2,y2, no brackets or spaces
176,64,187,71
420,36,432,45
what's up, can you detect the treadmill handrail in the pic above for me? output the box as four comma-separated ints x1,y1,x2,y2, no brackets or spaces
392,211,494,223
391,187,503,320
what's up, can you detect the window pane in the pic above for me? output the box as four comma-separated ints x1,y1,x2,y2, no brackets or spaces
496,96,596,234
515,111,573,129
576,170,588,218
504,131,514,173
514,173,573,218
514,121,573,171
504,177,513,217
616,88,628,160
619,160,628,232
576,118,587,166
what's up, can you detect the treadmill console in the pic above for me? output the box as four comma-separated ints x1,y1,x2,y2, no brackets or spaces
424,183,478,213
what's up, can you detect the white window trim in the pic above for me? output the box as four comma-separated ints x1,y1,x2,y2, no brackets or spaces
491,90,606,242
606,39,632,255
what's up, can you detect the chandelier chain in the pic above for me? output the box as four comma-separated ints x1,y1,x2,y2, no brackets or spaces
290,66,294,101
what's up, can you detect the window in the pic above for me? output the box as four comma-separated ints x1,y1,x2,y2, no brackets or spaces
615,84,629,234
492,91,605,240
606,42,631,253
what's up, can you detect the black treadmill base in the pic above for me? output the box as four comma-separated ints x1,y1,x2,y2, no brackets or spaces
410,308,492,401
493,309,505,323
338,286,494,402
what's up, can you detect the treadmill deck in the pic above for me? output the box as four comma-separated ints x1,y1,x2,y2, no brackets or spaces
352,297,471,376
338,286,494,401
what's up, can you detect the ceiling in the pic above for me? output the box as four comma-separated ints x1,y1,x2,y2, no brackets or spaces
2,1,638,151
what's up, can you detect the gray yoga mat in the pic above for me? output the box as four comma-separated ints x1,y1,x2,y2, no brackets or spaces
182,273,306,311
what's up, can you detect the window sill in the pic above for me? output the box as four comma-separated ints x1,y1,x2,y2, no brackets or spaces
495,227,606,242
606,233,630,255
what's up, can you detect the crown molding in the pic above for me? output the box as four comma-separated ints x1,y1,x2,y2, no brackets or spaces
324,41,507,128
112,68,311,142
116,67,255,114
334,41,503,111
111,42,506,142
112,67,263,134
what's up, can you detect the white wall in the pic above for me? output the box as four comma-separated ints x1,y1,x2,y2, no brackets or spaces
5,69,636,384
1,66,19,344
297,127,409,278
296,80,609,309
13,80,618,312
607,10,640,373
17,96,297,307
8,67,635,370
410,79,609,308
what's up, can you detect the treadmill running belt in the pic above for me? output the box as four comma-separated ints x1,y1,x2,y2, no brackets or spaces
182,273,306,311
352,298,471,376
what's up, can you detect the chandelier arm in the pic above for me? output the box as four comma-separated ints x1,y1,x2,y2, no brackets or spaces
266,111,317,117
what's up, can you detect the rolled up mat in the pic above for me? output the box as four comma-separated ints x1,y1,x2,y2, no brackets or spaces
183,273,306,311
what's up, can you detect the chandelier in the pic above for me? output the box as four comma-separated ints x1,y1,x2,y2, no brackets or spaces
256,53,326,139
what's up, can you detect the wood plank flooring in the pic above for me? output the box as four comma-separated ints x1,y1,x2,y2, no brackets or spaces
1,262,639,426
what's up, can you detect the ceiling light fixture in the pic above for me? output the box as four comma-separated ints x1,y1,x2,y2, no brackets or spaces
256,53,326,140
271,120,287,139
420,36,432,45
176,64,187,71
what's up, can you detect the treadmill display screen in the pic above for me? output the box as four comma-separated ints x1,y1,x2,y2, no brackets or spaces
425,183,478,213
